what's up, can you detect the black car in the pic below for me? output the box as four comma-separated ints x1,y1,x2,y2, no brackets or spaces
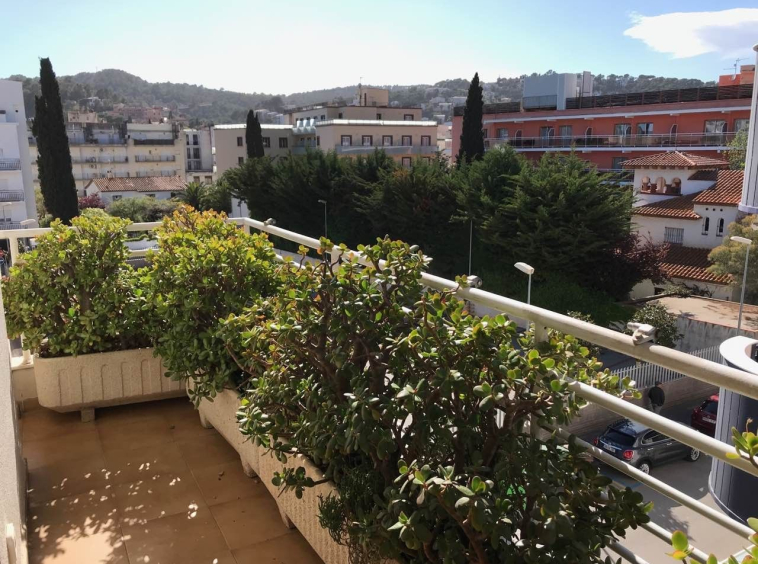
593,419,700,474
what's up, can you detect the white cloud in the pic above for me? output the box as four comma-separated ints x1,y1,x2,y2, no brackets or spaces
624,8,758,59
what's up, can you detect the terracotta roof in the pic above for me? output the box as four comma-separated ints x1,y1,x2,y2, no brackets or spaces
691,170,743,206
621,151,729,169
660,246,731,285
687,169,719,181
632,193,701,219
86,176,186,193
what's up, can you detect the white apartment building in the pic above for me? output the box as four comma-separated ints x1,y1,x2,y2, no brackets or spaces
29,122,186,195
626,151,744,299
184,127,214,183
0,80,35,225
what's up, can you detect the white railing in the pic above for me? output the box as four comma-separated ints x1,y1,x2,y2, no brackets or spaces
1,217,756,563
614,345,721,389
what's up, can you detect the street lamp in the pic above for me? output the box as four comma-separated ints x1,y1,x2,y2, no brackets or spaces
730,236,752,332
317,199,327,239
468,219,473,275
514,262,534,305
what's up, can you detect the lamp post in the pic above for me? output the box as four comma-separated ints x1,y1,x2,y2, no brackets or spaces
468,219,473,275
731,236,752,332
514,262,534,305
318,199,327,239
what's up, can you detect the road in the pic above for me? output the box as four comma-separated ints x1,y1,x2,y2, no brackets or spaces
588,399,749,564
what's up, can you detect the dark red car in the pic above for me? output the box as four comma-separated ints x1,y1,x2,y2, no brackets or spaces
691,395,719,436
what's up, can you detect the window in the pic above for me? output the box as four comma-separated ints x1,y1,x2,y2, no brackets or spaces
585,127,593,137
670,124,678,136
192,134,198,145
401,135,412,146
559,125,572,137
362,135,373,147
193,176,200,182
262,137,271,148
376,113,382,120
611,157,626,170
204,176,213,182
185,135,190,145
186,148,191,159
112,195,122,201
636,122,654,135
641,431,667,445
421,135,431,146
238,156,244,165
404,114,414,121
278,137,288,149
614,123,632,136
514,130,522,139
237,136,243,146
341,135,352,147
735,119,750,132
382,135,393,146
539,126,554,138
401,157,412,167
338,112,343,119
320,114,326,121
704,120,727,134
317,136,320,147
497,128,508,139
702,217,710,235
664,227,684,245
193,148,200,159
146,193,156,198
717,218,725,237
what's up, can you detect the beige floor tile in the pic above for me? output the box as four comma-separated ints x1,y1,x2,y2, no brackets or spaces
28,454,111,505
28,488,127,564
232,532,324,564
181,552,237,564
24,430,104,470
210,495,291,550
122,506,228,564
191,461,266,506
112,470,207,527
103,442,188,486
98,416,174,453
21,408,96,444
95,401,173,428
175,433,239,470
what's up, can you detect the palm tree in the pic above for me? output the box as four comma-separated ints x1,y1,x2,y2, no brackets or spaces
177,181,205,210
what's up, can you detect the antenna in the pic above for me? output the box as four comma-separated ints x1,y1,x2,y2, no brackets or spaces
724,58,748,78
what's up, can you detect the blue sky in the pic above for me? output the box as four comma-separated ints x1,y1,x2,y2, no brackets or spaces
2,0,758,94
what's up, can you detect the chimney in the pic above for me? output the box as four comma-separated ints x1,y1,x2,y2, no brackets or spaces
739,43,758,214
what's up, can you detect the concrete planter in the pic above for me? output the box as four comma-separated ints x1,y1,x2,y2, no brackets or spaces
35,348,184,421
193,384,350,564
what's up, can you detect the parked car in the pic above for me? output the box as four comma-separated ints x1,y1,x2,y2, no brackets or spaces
691,395,719,436
593,419,700,474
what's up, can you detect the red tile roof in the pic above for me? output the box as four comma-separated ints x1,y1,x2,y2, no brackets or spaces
86,176,186,193
660,246,731,285
687,169,719,181
622,151,729,169
632,193,701,219
691,170,743,206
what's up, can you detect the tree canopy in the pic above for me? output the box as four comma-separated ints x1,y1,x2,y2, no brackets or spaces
709,216,758,304
245,110,265,158
457,73,485,165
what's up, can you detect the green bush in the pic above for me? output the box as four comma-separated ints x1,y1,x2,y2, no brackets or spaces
224,239,647,563
627,303,681,348
2,213,149,357
107,196,179,222
146,206,279,400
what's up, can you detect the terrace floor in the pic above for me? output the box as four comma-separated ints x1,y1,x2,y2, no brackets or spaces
21,397,324,564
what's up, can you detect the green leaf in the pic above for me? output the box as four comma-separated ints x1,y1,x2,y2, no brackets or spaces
671,530,689,552
550,379,562,392
749,517,758,533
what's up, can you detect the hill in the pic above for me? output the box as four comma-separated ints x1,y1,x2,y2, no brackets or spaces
6,68,717,125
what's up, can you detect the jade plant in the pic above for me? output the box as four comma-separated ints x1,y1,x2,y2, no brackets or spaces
224,238,648,564
2,211,149,357
145,206,279,401
667,517,758,563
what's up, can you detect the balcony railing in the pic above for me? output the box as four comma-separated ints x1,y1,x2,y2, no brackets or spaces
0,222,23,230
135,155,176,162
69,138,127,146
2,217,757,564
132,138,175,146
0,191,25,202
334,144,437,155
486,131,738,150
0,158,21,171
72,156,129,164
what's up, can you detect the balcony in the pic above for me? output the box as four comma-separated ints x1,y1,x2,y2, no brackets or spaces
0,218,757,564
0,158,21,171
133,139,176,146
135,155,177,162
0,191,25,202
72,156,129,164
0,222,24,230
334,143,437,156
486,132,738,151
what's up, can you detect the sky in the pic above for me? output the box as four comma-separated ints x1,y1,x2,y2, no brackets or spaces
2,0,758,95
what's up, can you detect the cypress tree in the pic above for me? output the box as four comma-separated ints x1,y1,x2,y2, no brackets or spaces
457,72,485,165
32,58,78,223
245,110,265,159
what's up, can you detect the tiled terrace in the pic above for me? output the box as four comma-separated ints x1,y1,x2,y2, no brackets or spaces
22,397,324,564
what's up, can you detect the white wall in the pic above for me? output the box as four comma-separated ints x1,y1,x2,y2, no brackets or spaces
0,80,35,220
0,285,28,564
692,204,739,248
633,211,738,249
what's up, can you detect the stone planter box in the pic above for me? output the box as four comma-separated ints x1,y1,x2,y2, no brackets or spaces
35,348,184,421
194,385,350,564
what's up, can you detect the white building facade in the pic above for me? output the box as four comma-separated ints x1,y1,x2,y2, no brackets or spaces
0,80,35,225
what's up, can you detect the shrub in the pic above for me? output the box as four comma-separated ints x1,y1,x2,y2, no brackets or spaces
146,206,279,400
225,239,647,564
78,193,105,210
627,303,681,348
2,213,149,357
107,196,179,222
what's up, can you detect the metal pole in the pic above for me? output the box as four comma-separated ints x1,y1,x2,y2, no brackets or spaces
737,244,750,331
468,219,473,275
324,202,328,239
527,273,532,306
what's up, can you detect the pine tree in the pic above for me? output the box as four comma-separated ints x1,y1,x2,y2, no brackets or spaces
245,110,265,159
32,58,78,223
456,72,485,165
